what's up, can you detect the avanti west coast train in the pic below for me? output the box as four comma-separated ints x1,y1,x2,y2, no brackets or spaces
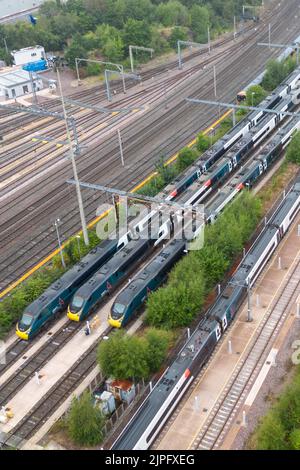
112,176,300,450
16,239,118,340
109,240,186,328
67,229,156,322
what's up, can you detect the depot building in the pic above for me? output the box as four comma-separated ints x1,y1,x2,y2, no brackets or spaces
0,69,43,99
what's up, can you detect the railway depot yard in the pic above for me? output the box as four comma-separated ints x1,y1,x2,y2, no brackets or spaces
1,0,300,458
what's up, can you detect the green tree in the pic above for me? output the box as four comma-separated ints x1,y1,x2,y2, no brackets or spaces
196,132,210,152
65,37,88,68
190,5,210,43
67,391,105,446
156,1,190,27
168,26,188,49
286,131,300,165
97,330,149,380
176,147,197,172
86,62,102,76
123,18,152,50
290,429,300,450
254,413,287,450
102,37,125,62
145,328,170,372
262,59,287,91
246,85,267,107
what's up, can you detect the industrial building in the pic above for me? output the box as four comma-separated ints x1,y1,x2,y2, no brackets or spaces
11,45,46,66
0,69,43,99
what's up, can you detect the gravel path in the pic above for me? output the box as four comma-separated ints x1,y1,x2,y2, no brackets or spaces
231,317,300,450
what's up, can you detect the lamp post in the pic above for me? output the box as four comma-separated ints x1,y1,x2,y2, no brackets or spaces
54,218,66,269
76,235,81,258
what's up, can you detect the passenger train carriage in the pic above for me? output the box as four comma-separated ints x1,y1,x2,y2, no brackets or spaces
112,176,300,450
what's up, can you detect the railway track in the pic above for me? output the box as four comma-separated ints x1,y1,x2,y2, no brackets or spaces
191,256,300,450
0,1,298,293
1,110,297,448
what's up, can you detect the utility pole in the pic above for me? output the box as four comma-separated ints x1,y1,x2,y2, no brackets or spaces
208,26,211,54
29,71,38,106
177,40,206,69
268,23,271,49
3,37,8,55
54,219,66,269
129,45,154,73
56,68,89,246
213,66,217,98
234,16,237,41
117,128,125,167
247,279,252,322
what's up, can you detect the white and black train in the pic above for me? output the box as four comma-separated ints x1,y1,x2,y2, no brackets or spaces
112,176,300,450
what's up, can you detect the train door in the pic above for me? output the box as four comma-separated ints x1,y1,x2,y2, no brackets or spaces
263,158,267,171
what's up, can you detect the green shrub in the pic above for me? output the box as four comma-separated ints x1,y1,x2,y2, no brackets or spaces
176,147,197,172
145,192,262,328
97,329,171,380
286,131,300,165
196,132,210,153
67,391,105,446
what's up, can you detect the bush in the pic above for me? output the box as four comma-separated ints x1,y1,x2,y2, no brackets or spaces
250,367,300,450
176,147,197,172
97,329,171,380
144,328,170,373
86,62,102,76
246,85,267,107
145,192,262,329
97,330,150,380
286,131,300,165
196,132,210,153
67,391,105,446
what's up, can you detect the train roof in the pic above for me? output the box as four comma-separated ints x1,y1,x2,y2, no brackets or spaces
22,239,116,316
73,238,149,299
114,240,186,306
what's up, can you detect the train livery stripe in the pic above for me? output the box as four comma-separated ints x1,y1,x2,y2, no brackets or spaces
0,110,232,300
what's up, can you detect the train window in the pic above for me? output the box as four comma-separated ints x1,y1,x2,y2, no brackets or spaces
21,313,33,326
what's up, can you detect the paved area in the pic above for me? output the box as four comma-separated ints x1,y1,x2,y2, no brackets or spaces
0,296,114,433
155,213,300,450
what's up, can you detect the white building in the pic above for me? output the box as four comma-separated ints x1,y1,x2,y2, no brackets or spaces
11,45,46,66
0,69,43,99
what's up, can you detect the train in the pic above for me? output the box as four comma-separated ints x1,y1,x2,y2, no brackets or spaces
67,234,154,322
16,239,118,340
207,114,300,222
109,112,300,330
111,175,300,450
109,240,186,328
15,64,300,339
163,67,300,203
178,88,300,207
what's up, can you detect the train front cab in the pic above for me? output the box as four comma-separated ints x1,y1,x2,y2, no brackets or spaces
16,311,39,341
